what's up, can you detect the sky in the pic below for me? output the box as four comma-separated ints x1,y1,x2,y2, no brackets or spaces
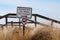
0,0,60,22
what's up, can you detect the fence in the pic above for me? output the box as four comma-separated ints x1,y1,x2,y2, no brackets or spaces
0,13,60,27
0,13,60,35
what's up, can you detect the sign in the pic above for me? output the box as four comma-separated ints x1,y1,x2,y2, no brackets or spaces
22,17,27,25
16,7,32,36
17,7,32,19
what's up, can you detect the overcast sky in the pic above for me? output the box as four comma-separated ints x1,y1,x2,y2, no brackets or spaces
0,0,60,21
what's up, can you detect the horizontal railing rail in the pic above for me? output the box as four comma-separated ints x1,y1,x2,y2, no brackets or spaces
0,13,60,35
0,13,60,27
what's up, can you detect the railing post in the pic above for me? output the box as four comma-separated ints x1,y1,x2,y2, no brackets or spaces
1,25,3,30
5,17,7,27
11,21,13,27
51,20,53,27
19,18,21,29
35,15,37,27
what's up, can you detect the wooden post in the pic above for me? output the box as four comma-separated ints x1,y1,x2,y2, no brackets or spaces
11,21,13,27
19,18,20,29
51,20,53,27
1,25,3,30
23,24,25,36
5,17,7,27
35,16,37,27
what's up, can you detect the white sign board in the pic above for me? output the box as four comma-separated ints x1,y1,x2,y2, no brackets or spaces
17,7,32,19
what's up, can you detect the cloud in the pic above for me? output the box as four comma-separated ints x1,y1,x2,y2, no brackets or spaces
0,0,28,6
0,0,60,20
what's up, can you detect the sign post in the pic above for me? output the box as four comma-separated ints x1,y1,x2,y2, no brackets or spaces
22,17,27,35
17,7,32,36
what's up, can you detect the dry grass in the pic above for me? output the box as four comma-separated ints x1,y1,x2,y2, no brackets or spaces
0,25,60,40
0,26,32,40
31,26,60,40
31,27,52,40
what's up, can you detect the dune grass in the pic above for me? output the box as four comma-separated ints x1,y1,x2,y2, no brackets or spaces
0,25,60,40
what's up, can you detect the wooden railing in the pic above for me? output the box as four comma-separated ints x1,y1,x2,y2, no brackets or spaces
0,13,60,35
0,13,60,27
